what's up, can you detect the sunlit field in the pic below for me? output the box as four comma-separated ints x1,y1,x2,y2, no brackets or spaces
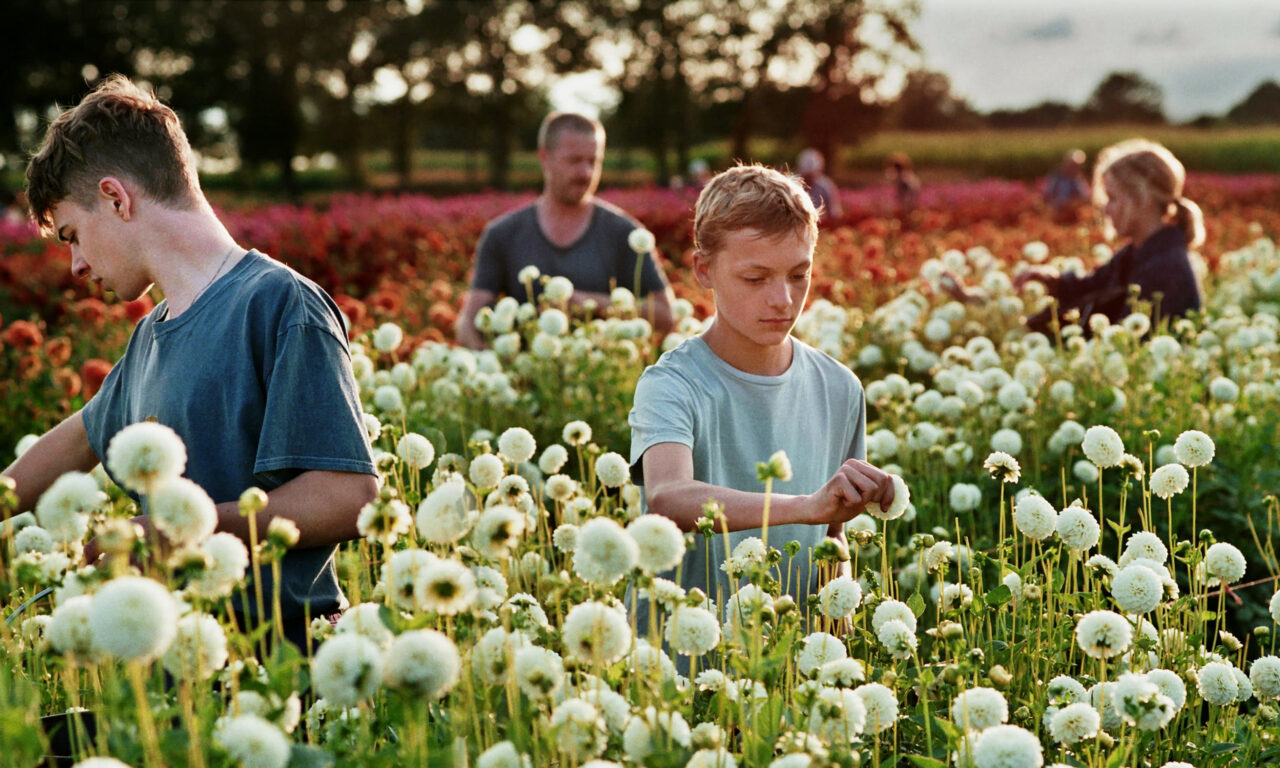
3,175,1280,767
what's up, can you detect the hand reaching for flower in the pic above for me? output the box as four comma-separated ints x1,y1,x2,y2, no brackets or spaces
1013,266,1060,293
807,459,895,526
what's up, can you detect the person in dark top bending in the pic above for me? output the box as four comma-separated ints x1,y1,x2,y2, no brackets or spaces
945,138,1203,331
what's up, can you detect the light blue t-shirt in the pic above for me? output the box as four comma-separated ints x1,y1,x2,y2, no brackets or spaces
628,335,866,614
83,251,375,625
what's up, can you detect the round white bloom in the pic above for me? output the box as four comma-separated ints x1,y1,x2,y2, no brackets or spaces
509,644,562,700
498,427,537,464
687,749,737,768
1048,702,1099,745
628,227,656,254
872,600,918,633
562,420,592,446
573,517,639,585
665,605,720,656
472,504,526,560
818,658,866,688
90,576,178,662
551,697,606,761
627,514,685,574
807,687,866,744
1173,430,1215,467
797,632,847,676
971,724,1043,768
1082,425,1124,468
1197,661,1239,705
189,532,250,599
1109,565,1163,614
1046,675,1088,706
1120,531,1168,565
395,433,435,470
990,429,1023,456
865,474,911,520
997,381,1028,411
537,308,569,337
70,759,134,768
416,478,474,545
48,595,97,659
1209,376,1239,403
477,741,529,768
1056,505,1099,551
1112,672,1175,730
149,477,217,546
472,627,531,685
35,471,105,543
372,384,404,413
1013,494,1056,540
1076,611,1133,660
312,633,383,708
1271,590,1280,624
372,322,404,352
213,714,291,768
1232,667,1253,703
949,483,981,513
1250,656,1280,699
105,422,187,493
335,602,394,648
1150,464,1190,500
383,548,436,610
1145,669,1187,711
162,612,227,681
543,275,574,304
877,618,917,659
594,452,630,488
14,525,54,554
539,444,569,474
818,576,862,619
562,602,631,665
854,683,898,734
623,707,690,764
952,687,1009,731
416,558,477,615
469,453,505,488
1204,542,1246,584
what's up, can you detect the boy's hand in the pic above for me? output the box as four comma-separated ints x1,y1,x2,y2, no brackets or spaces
807,459,894,525
1013,266,1060,293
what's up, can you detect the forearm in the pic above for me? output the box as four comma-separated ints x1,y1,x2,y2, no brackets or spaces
211,470,378,549
646,478,814,533
2,411,99,514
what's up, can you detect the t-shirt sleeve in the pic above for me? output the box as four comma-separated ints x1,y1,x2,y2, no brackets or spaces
846,383,867,462
470,222,505,295
254,323,375,484
628,366,696,483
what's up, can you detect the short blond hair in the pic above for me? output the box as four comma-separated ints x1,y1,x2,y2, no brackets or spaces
1094,138,1204,248
694,164,818,259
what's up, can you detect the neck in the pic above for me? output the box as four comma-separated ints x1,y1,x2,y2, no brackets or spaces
539,193,593,218
702,319,794,377
1129,217,1167,250
142,207,242,318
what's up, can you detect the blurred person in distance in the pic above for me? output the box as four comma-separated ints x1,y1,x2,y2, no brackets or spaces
797,147,843,223
885,151,920,218
1044,148,1091,222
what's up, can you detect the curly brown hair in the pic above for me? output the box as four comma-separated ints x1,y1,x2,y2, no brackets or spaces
25,74,200,234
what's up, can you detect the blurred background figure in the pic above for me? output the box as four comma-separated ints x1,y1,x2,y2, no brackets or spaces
1044,148,1091,222
885,152,920,217
685,158,712,192
797,147,843,223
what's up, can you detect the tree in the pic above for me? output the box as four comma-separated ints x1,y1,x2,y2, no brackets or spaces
985,101,1076,129
1227,80,1280,125
891,70,977,130
1082,71,1164,124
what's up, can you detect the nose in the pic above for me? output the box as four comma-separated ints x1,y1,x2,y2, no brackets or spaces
767,278,792,309
70,249,90,281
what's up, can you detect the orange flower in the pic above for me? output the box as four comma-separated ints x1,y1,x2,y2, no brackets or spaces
53,368,82,399
3,320,43,350
81,358,113,399
73,297,108,326
427,301,457,333
44,337,72,367
125,295,155,324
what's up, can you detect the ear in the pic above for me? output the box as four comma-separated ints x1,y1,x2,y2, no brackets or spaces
98,177,133,221
692,249,714,290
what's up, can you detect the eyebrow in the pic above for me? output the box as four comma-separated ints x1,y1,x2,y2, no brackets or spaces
738,259,812,272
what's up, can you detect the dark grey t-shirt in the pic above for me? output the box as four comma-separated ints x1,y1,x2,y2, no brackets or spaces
83,251,375,622
470,200,668,301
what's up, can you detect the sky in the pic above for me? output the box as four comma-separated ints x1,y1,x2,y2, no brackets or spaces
914,0,1280,121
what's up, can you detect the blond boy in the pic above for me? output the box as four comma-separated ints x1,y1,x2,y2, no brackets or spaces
629,164,893,611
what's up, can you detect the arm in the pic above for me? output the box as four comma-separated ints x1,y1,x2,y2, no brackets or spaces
2,411,100,514
641,442,893,533
213,469,378,549
939,269,988,304
456,288,496,350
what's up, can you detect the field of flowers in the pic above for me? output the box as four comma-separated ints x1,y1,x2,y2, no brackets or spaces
2,175,1280,767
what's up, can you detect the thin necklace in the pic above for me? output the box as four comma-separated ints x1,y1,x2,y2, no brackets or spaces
190,245,239,307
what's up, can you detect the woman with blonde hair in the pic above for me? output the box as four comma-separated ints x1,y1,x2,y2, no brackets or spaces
1016,138,1204,330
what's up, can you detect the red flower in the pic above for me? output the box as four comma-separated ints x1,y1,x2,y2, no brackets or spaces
125,296,155,324
80,358,113,399
3,320,43,350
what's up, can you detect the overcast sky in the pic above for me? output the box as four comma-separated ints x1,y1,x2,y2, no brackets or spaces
915,0,1280,121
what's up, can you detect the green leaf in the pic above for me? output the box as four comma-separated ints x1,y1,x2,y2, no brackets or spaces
1207,742,1241,756
906,756,947,768
288,744,336,768
984,584,1013,606
907,591,926,618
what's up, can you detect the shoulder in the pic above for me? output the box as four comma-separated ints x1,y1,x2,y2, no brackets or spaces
792,339,861,393
239,254,347,338
482,202,537,237
636,338,707,396
592,199,642,231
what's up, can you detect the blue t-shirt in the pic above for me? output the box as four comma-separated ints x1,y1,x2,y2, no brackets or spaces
469,200,668,301
83,251,375,621
629,335,866,613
